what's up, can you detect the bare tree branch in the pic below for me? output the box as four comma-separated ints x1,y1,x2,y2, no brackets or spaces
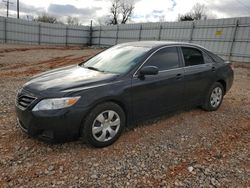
67,16,81,26
34,13,57,24
178,3,210,21
191,3,208,20
108,0,134,25
109,0,120,25
120,1,134,24
178,13,194,21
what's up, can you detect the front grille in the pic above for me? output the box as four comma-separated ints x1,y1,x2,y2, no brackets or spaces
16,90,37,110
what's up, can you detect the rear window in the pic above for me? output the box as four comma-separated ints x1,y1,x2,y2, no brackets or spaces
206,50,225,63
203,52,213,64
181,47,204,66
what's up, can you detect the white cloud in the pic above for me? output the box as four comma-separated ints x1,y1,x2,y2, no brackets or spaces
133,0,175,22
0,0,250,24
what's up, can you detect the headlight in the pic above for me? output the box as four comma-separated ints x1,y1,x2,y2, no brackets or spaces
32,96,81,111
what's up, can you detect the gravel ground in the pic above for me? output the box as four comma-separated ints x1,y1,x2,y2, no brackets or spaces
0,44,249,187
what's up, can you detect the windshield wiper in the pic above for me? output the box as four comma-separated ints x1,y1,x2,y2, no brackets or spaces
84,66,104,72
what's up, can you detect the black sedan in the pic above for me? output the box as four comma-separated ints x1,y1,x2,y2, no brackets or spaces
15,41,234,147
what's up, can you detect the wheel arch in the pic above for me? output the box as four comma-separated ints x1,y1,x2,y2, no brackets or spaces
105,99,128,121
79,98,130,133
216,79,227,93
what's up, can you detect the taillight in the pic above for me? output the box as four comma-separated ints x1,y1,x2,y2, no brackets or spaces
229,63,234,70
225,61,233,70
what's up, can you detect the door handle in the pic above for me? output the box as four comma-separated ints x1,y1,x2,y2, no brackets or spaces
212,66,216,72
176,73,182,80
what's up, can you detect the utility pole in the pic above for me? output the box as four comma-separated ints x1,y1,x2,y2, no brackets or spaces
89,20,93,46
3,0,14,18
17,0,19,19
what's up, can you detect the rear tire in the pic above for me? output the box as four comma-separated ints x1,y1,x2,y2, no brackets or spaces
81,102,125,148
202,82,224,111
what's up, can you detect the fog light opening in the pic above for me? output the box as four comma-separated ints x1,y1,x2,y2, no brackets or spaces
40,130,54,140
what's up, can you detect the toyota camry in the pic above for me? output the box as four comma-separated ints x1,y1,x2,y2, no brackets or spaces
15,41,234,147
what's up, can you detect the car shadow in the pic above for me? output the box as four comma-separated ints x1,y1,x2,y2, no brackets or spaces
23,105,205,149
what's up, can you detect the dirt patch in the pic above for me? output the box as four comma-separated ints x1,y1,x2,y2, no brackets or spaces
0,45,86,54
0,55,88,77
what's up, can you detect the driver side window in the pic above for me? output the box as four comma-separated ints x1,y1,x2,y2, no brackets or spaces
145,47,180,71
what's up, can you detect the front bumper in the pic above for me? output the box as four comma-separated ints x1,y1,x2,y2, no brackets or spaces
15,105,87,142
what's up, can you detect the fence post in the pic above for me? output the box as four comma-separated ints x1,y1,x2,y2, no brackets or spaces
89,20,93,46
189,21,195,43
158,24,162,41
115,25,119,44
66,26,69,46
138,24,142,41
4,18,7,43
228,19,239,61
38,23,41,45
98,26,101,46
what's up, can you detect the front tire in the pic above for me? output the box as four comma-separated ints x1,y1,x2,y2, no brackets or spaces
81,102,125,147
202,82,224,111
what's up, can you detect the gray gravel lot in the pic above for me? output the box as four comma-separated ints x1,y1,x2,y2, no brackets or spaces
0,44,249,187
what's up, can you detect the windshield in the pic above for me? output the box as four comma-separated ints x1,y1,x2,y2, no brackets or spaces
82,45,150,74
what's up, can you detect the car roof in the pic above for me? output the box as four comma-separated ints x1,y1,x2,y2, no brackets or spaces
119,41,206,50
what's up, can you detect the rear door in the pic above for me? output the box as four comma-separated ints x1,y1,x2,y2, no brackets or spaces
131,47,185,121
180,46,214,105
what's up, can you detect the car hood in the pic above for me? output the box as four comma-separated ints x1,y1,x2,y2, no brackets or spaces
23,65,118,97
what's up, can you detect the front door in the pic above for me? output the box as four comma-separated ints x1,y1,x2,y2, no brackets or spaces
131,47,185,121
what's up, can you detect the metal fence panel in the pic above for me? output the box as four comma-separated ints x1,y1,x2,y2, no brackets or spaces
160,21,192,42
0,16,89,46
117,38,138,44
100,38,116,46
0,17,6,42
118,30,140,40
0,16,250,62
92,17,250,62
231,17,250,61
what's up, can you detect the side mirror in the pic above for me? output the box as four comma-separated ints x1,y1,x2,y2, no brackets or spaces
139,66,159,78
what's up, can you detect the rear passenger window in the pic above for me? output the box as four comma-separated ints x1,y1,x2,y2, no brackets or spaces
145,47,179,71
181,47,204,66
203,52,213,64
206,50,225,63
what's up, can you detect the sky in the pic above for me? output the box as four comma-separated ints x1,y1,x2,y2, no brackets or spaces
1,0,250,25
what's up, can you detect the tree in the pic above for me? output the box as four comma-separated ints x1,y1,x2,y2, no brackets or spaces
109,0,120,25
108,0,134,25
178,13,194,21
191,3,208,20
120,1,134,24
34,13,57,24
178,3,209,22
67,16,81,26
97,16,110,26
158,15,166,22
